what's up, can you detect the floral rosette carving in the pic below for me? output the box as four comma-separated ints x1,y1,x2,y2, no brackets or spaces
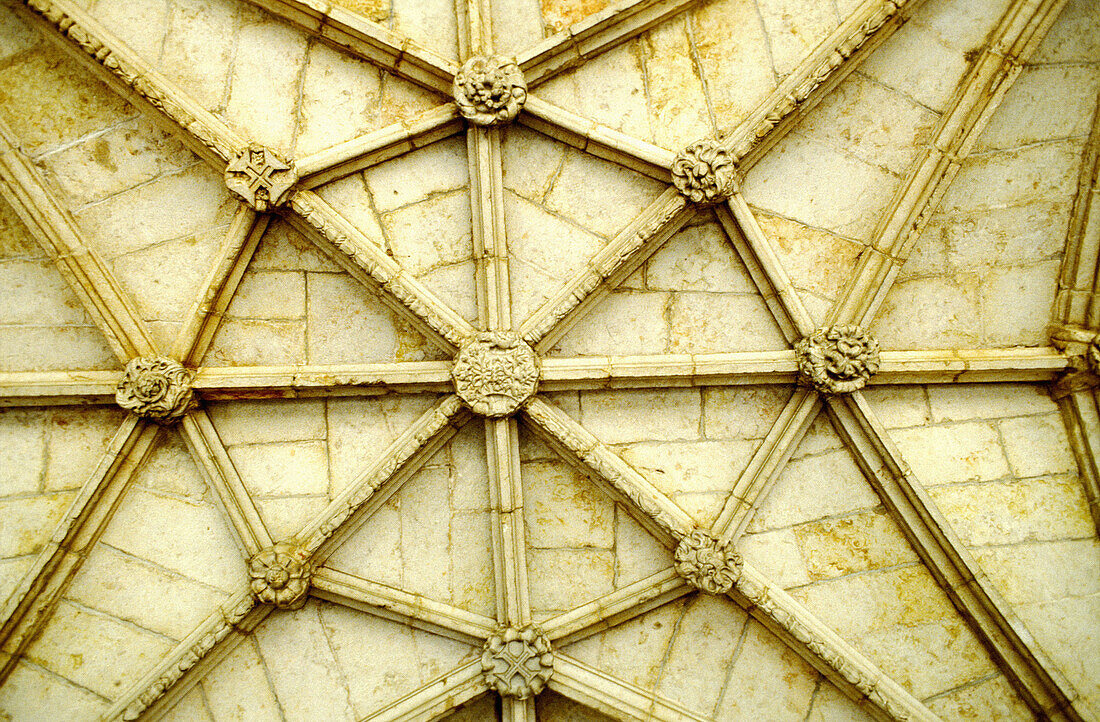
225,143,298,212
452,331,540,417
116,356,196,423
481,625,554,699
453,55,527,126
671,139,738,204
249,542,310,610
674,530,743,595
795,325,881,395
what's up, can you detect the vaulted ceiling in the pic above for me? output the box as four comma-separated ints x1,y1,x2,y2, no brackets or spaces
0,0,1097,720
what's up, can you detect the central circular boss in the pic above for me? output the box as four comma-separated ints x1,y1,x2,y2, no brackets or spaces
452,331,540,417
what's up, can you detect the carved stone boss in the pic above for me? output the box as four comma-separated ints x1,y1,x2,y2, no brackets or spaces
674,530,743,595
795,325,881,395
452,331,540,417
115,356,196,423
481,625,554,699
248,542,311,610
671,139,738,204
453,55,527,126
225,144,298,212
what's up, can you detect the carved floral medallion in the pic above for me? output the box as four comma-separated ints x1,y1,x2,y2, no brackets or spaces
481,625,554,699
248,542,310,610
115,356,196,423
671,139,738,204
224,144,298,212
795,325,881,395
452,331,540,417
674,530,743,595
453,55,527,126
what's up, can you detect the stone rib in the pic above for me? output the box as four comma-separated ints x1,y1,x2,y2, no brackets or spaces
712,387,822,544
827,0,1069,328
723,0,926,171
170,209,268,366
522,396,696,545
715,197,815,342
361,658,488,722
518,187,694,352
825,391,1087,720
289,190,477,353
190,361,455,399
729,563,939,722
295,394,470,562
1056,391,1100,535
17,0,245,166
517,0,701,87
519,95,676,180
296,104,464,188
237,0,457,95
311,566,495,645
0,418,160,685
1056,87,1100,327
541,568,691,647
0,118,158,362
180,409,274,557
549,653,716,722
103,587,270,721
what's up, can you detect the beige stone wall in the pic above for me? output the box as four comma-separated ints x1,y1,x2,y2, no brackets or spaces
0,0,1098,720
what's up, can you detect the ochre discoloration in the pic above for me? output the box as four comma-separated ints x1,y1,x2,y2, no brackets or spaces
540,0,611,34
792,509,917,582
0,45,134,155
335,0,389,22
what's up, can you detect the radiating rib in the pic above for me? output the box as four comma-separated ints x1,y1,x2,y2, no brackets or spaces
289,190,477,353
180,409,273,558
297,104,464,188
827,0,1069,328
519,96,676,181
550,654,711,722
171,209,268,366
541,568,691,647
0,370,120,406
468,127,512,330
539,347,1068,391
296,395,470,563
361,658,487,722
518,0,700,87
522,396,695,545
485,418,530,626
190,361,454,399
1057,391,1100,535
1055,87,1100,327
311,566,495,645
17,0,245,166
713,387,822,544
716,197,815,342
0,418,159,684
237,0,457,95
730,562,938,721
825,391,1086,720
724,0,926,171
103,587,270,721
0,118,157,362
518,188,694,352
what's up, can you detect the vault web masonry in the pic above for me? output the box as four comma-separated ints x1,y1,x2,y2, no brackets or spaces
0,0,1096,720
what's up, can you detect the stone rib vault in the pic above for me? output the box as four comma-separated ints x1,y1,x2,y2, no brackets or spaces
0,0,1097,719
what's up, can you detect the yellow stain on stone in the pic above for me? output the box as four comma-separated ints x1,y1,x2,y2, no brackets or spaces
0,45,134,155
334,0,389,22
792,509,918,582
540,0,611,34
